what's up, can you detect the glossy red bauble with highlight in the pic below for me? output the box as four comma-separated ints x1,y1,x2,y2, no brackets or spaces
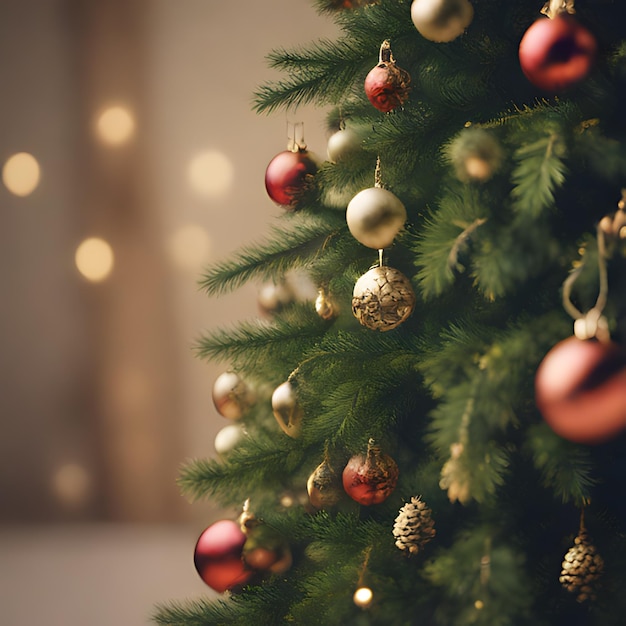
518,14,596,92
264,148,317,208
193,519,253,593
535,336,626,444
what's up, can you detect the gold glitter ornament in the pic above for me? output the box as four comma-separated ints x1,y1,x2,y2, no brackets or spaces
315,288,337,320
307,458,343,509
393,496,436,555
352,265,415,331
560,526,604,602
271,380,303,437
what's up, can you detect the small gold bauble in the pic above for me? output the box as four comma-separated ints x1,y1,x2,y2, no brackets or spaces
315,288,337,320
352,266,416,331
307,459,342,509
346,187,407,250
212,371,256,419
271,381,303,437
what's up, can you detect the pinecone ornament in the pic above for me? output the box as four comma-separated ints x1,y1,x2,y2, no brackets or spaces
559,529,604,602
393,496,436,555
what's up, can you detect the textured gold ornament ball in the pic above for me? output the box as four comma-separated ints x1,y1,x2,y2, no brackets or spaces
352,266,416,331
346,187,407,249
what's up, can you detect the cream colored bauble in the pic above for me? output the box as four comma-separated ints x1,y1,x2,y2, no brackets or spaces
327,127,362,163
346,187,407,249
410,0,474,43
214,423,246,456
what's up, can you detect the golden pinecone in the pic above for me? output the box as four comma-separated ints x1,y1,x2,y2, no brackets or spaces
559,530,604,602
392,496,436,555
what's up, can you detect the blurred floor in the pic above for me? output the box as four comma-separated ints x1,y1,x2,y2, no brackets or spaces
0,524,215,626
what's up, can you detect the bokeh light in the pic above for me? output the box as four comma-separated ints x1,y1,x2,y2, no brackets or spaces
187,150,234,197
353,586,373,608
75,237,114,282
2,152,41,196
167,224,211,271
96,106,135,145
52,462,92,508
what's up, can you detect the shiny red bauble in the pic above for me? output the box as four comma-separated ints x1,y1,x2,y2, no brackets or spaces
342,443,399,505
193,519,253,593
264,148,318,209
518,14,597,92
364,63,410,113
535,336,626,444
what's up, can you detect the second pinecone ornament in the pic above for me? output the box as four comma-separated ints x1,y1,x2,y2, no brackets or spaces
393,496,436,555
560,523,604,602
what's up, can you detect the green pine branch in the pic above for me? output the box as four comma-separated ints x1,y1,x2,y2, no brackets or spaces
510,133,567,219
200,212,345,296
524,423,595,507
178,436,302,504
195,306,329,373
253,38,370,114
413,185,488,299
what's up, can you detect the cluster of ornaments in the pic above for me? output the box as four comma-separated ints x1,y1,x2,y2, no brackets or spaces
409,0,597,94
197,0,618,607
194,501,292,593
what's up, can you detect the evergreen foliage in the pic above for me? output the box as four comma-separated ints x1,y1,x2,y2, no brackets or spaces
155,1,626,624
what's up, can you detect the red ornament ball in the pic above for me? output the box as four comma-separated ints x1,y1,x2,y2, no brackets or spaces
264,148,318,209
193,520,253,592
535,336,626,444
342,442,399,505
518,14,597,92
364,62,411,113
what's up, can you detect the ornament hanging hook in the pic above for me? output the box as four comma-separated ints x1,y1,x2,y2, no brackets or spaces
286,120,306,152
562,222,610,342
541,0,575,19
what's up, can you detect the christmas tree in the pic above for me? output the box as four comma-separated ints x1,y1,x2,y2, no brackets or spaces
154,0,626,624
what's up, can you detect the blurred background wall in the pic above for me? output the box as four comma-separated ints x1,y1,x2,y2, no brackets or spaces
0,1,337,623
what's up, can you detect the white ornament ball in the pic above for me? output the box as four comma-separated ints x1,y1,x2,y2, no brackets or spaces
346,187,407,249
410,0,474,43
214,423,246,456
327,127,362,163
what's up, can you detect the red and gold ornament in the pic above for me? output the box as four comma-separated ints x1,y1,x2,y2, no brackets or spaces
342,439,399,505
518,0,597,92
364,40,410,113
